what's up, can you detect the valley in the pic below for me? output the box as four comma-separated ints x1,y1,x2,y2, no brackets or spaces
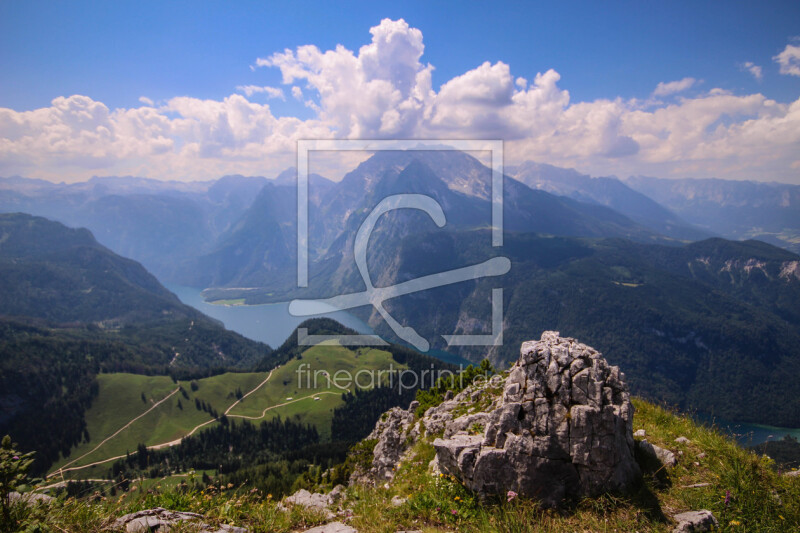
46,342,404,480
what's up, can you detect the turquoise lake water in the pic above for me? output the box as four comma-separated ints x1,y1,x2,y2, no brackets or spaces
169,284,796,445
167,284,375,349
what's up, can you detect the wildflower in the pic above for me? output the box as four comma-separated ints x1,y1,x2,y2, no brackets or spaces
451,509,458,515
436,507,441,512
267,493,272,499
779,515,785,520
439,473,444,477
507,490,518,502
454,496,460,501
729,520,741,526
12,456,19,460
724,490,731,506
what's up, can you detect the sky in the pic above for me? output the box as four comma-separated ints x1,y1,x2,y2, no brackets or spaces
1,0,799,183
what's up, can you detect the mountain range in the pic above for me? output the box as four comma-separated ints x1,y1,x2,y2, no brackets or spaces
3,152,800,429
624,175,800,253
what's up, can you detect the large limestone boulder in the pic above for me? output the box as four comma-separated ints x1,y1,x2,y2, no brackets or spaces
433,331,641,506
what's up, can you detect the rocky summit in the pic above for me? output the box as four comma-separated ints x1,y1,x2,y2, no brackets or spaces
354,331,642,507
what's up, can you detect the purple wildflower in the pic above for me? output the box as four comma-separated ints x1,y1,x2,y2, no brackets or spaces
725,490,731,506
12,456,19,460
451,509,458,515
507,490,518,502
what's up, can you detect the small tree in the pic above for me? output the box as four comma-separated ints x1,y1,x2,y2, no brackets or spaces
0,435,35,528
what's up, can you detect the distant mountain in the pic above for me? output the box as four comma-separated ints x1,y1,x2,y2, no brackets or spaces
313,151,662,252
0,174,270,282
184,171,336,288
508,161,709,241
624,175,800,253
0,213,270,364
342,228,800,426
200,151,668,298
0,213,275,471
0,212,185,324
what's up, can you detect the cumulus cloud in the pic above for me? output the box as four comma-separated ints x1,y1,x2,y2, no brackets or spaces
1,19,799,183
653,77,697,96
740,61,763,80
774,44,800,76
138,96,155,106
236,85,286,99
258,18,434,137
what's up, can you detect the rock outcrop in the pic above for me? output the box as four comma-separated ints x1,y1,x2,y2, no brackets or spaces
280,486,347,520
355,331,642,507
671,510,719,533
112,508,247,532
349,403,418,485
9,491,54,506
638,439,678,468
433,332,641,505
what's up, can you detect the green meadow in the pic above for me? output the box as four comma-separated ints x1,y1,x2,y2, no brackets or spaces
49,343,402,478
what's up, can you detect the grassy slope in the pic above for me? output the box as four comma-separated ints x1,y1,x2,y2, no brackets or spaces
50,344,401,475
20,398,800,532
340,399,800,532
228,344,404,439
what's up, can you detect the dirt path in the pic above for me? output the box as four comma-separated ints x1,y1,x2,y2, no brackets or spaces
224,370,273,415
54,387,180,475
47,371,275,478
226,389,346,421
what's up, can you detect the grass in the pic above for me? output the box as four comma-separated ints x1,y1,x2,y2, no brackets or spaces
18,397,798,532
225,344,403,438
49,372,268,474
50,344,403,478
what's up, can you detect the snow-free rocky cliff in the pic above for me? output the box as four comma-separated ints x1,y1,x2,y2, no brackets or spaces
351,331,642,507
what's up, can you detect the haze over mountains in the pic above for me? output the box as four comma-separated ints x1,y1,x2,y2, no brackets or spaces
3,151,800,430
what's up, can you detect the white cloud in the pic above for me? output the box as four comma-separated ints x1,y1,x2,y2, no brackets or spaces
236,85,286,99
138,96,154,106
258,18,434,137
774,44,800,76
741,61,763,81
653,77,697,97
1,19,799,184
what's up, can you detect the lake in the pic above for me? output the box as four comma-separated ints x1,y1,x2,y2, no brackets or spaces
694,414,800,447
170,285,795,445
168,284,471,366
168,284,376,349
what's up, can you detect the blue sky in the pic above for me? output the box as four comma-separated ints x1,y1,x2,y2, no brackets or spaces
1,1,799,182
